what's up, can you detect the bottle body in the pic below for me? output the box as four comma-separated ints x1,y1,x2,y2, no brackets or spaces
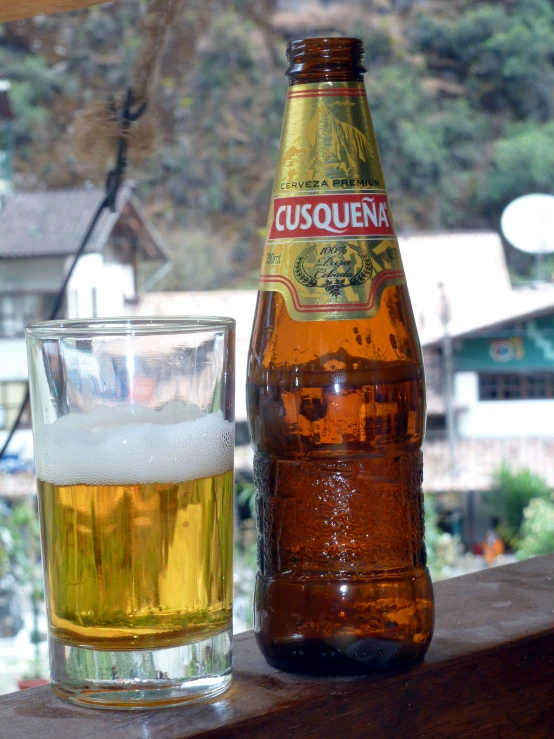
247,40,433,674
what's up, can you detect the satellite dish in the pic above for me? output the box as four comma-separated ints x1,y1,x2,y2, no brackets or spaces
501,193,554,255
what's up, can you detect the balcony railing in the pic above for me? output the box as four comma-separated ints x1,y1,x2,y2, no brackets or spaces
1,554,553,737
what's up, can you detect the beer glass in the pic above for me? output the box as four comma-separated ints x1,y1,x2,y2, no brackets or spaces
26,317,235,709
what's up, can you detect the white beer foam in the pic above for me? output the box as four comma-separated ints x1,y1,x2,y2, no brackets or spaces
34,401,234,486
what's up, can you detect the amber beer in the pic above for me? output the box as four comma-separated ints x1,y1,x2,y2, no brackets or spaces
38,474,233,651
35,404,233,652
247,38,434,674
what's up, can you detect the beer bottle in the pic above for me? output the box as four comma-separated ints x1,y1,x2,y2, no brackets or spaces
247,37,434,675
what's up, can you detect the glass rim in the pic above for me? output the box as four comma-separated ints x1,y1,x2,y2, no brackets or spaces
26,315,236,338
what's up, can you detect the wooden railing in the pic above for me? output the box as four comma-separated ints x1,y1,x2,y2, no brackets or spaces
1,554,553,737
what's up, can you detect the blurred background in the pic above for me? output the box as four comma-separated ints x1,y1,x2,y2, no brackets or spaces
1,0,554,693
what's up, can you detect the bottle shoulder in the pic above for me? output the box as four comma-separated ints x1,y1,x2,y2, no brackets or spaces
249,288,423,375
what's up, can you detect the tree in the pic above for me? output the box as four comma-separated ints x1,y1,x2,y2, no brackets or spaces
2,0,554,283
479,122,554,218
0,501,45,676
517,498,554,559
486,465,553,547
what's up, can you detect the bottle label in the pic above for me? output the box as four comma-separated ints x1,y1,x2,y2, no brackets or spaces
259,82,406,321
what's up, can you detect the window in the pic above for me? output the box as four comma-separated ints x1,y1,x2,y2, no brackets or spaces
0,381,30,430
0,293,57,337
426,414,446,431
425,413,447,441
479,373,554,401
527,374,547,399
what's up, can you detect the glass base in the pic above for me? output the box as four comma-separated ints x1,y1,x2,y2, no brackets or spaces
48,628,232,709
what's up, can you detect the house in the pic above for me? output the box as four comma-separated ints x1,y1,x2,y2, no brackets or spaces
401,232,554,541
420,288,554,541
2,188,553,541
0,184,168,490
429,294,554,440
134,230,554,544
134,231,523,423
399,232,554,484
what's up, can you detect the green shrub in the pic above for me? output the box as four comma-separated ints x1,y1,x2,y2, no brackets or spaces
517,498,554,559
424,494,459,580
486,465,552,546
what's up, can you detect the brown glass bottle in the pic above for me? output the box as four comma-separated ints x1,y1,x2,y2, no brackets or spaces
247,37,434,675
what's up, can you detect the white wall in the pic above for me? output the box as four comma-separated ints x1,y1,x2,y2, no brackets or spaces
97,263,135,316
0,339,28,381
0,339,30,465
455,371,554,438
0,429,34,464
0,253,134,320
455,372,479,408
0,253,135,385
66,254,135,319
0,252,137,469
65,253,103,319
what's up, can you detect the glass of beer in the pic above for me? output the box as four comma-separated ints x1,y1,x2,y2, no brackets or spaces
26,317,235,709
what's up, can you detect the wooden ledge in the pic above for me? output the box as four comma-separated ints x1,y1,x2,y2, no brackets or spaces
1,555,554,738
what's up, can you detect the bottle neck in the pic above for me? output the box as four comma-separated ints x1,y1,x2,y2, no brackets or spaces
286,37,366,86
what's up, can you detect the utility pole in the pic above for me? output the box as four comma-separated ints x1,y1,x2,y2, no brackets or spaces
439,282,456,476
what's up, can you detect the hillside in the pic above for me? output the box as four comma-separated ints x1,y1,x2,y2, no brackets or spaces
1,0,553,288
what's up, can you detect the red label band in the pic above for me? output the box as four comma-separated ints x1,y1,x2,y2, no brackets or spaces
268,193,394,241
259,269,404,313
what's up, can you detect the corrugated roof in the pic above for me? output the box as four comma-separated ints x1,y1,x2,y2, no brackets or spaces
397,231,554,346
423,287,554,346
0,185,167,260
398,231,514,345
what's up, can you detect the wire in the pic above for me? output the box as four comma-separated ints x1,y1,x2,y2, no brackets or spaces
0,89,147,462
